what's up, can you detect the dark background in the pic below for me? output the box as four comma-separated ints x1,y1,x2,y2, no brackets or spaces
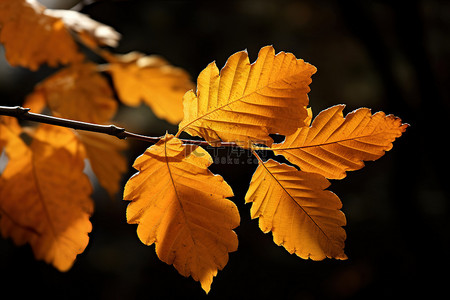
0,0,448,299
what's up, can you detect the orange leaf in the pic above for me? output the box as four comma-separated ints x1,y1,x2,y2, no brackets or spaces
178,46,316,147
0,124,93,271
0,116,22,152
29,63,117,124
77,130,128,197
245,159,346,260
123,134,239,293
0,0,83,70
0,125,5,152
272,105,409,179
23,89,47,114
106,52,194,124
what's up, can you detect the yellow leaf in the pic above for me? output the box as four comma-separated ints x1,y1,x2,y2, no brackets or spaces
29,63,117,124
0,0,83,70
272,105,409,179
245,159,346,260
0,124,93,271
123,134,239,293
178,46,316,147
106,52,194,124
77,130,128,197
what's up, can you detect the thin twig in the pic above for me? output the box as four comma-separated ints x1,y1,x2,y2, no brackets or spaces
0,106,238,147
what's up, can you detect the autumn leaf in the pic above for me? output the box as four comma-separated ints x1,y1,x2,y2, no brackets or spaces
21,85,125,198
123,134,239,293
0,117,22,153
245,158,346,260
45,9,121,48
22,89,47,115
0,0,120,70
1,118,43,235
23,83,126,196
106,52,194,124
0,124,93,271
0,0,83,70
77,130,128,197
272,105,409,179
28,63,117,124
178,45,316,147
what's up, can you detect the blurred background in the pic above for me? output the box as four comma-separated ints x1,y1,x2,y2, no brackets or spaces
0,0,448,299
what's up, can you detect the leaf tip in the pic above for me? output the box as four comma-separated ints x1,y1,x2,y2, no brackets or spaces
201,281,212,294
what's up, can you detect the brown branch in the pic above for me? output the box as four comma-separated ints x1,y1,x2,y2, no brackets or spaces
0,106,238,147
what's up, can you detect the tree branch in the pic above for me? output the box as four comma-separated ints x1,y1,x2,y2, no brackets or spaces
0,106,237,147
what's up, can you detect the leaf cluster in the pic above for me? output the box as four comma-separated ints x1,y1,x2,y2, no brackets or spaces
0,0,408,293
0,0,192,273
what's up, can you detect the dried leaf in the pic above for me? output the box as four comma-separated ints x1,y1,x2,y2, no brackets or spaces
123,134,239,293
0,0,83,70
106,52,194,124
0,124,93,271
245,159,346,260
273,105,409,179
178,45,316,147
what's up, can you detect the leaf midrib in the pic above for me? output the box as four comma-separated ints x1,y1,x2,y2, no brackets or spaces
177,64,307,136
31,150,58,241
163,141,197,249
255,156,330,241
272,132,388,151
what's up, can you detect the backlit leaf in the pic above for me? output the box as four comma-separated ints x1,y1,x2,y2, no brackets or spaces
29,63,117,124
106,52,194,124
0,0,83,70
245,159,346,260
272,105,409,179
123,134,239,293
0,124,93,271
178,46,316,147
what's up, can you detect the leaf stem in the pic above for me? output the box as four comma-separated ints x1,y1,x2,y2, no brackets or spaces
0,105,239,147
